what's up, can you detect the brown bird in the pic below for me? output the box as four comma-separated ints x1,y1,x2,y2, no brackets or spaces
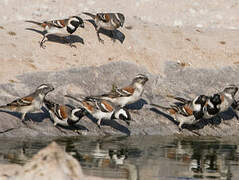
92,74,148,107
26,15,84,48
83,12,125,43
65,94,131,128
0,84,54,122
151,95,208,131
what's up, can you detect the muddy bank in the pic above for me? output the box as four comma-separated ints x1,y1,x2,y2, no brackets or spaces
0,61,239,137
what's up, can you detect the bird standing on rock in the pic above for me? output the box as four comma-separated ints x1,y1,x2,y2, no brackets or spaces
43,99,86,133
205,85,238,124
65,94,131,128
92,74,149,108
0,84,54,123
43,99,86,127
150,95,208,131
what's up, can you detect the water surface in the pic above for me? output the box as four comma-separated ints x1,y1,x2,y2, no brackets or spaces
0,135,239,180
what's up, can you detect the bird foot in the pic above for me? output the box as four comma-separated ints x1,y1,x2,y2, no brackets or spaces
69,44,77,48
97,124,101,129
74,130,81,134
98,38,104,44
40,41,46,49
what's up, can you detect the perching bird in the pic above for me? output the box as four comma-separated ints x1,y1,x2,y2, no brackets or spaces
65,94,131,128
0,84,54,123
151,95,208,131
93,74,148,107
213,85,238,114
26,15,84,48
43,98,86,129
166,85,238,125
82,12,125,43
204,85,238,123
201,94,221,119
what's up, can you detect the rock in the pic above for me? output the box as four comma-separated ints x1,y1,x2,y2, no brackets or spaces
10,142,83,180
0,164,22,180
0,142,123,180
0,61,239,137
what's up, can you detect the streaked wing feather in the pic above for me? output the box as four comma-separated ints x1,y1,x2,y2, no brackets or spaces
97,100,113,113
9,96,33,106
97,13,111,23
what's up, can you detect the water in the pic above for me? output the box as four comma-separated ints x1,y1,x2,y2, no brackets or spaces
0,135,239,180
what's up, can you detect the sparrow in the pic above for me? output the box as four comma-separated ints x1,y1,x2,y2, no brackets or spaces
168,85,238,125
43,98,86,128
213,84,238,114
201,94,221,119
167,94,222,121
0,84,54,122
64,94,131,128
26,15,84,48
93,74,148,108
167,95,209,120
82,12,125,43
150,95,208,131
204,85,238,123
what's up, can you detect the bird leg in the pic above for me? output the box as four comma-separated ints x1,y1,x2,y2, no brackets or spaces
40,34,47,48
97,119,102,129
21,113,26,122
96,27,104,44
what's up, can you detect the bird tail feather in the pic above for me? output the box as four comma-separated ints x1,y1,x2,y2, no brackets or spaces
25,20,43,26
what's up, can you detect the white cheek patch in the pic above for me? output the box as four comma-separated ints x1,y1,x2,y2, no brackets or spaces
194,104,201,112
116,109,128,119
67,23,75,30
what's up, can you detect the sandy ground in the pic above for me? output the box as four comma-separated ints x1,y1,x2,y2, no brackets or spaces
0,0,239,83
